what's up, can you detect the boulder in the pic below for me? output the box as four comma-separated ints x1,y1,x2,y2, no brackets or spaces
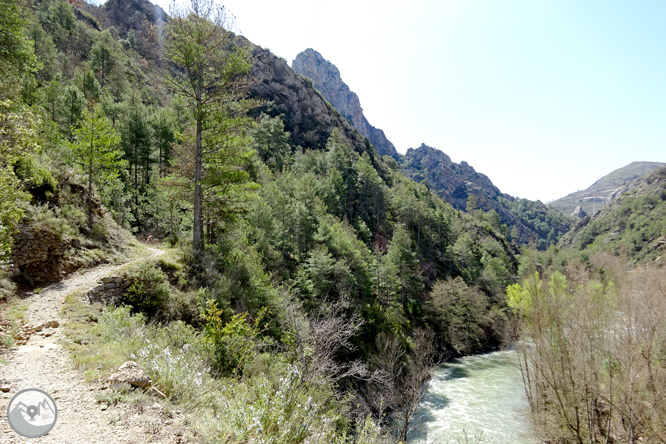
109,361,152,389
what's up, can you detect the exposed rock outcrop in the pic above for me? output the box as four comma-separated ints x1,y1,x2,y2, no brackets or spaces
109,361,152,388
100,0,167,38
399,144,573,246
401,144,503,211
247,42,372,157
292,48,399,159
571,206,588,219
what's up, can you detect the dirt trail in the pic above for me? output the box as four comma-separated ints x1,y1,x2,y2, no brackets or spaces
0,248,189,443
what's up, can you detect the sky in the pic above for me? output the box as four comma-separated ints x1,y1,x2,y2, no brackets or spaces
151,0,666,202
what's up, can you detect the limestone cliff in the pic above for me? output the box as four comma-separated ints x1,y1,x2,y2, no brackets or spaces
246,42,372,157
292,49,399,159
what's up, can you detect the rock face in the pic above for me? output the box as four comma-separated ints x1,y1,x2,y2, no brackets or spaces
101,0,167,38
399,144,573,246
550,161,666,216
247,42,372,157
571,205,588,219
400,144,505,211
292,49,399,159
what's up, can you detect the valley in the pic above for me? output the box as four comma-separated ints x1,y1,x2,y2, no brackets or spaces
0,0,665,443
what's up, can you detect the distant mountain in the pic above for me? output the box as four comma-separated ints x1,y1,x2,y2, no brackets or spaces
400,144,573,248
560,166,666,264
550,161,666,217
400,144,505,210
292,49,399,159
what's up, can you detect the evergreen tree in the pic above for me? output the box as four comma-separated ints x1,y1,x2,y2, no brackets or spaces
120,91,152,208
385,224,424,307
162,0,255,252
90,31,116,88
60,84,84,138
151,108,176,177
70,105,122,228
252,114,291,172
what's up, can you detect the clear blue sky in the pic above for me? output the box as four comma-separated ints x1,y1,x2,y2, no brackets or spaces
152,0,666,202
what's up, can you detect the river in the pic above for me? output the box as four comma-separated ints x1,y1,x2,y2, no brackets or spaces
407,350,534,444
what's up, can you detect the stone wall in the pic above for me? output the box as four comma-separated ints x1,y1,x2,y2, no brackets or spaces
86,276,131,306
6,225,68,278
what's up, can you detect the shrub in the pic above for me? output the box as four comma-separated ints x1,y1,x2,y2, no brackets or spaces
13,156,57,203
121,262,170,320
202,300,270,376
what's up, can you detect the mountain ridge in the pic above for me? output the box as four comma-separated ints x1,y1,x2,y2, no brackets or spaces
292,48,399,159
560,166,666,263
550,161,666,217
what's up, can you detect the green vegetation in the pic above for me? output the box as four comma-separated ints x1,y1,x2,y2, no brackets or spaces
561,167,666,263
499,196,573,249
549,161,666,216
0,0,522,439
7,0,666,441
509,252,666,443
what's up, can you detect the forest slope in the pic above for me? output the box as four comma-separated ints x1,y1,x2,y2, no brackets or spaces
560,166,666,263
0,0,522,441
550,161,666,217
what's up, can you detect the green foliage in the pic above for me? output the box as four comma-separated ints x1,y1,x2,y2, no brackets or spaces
163,0,256,251
500,197,573,247
202,300,269,376
121,261,171,320
0,98,39,260
5,0,528,439
426,277,504,355
12,155,57,203
252,113,291,171
69,104,123,227
561,167,666,263
0,0,38,85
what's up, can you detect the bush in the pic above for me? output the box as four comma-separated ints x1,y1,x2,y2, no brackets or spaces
121,262,170,320
202,300,270,376
13,156,57,203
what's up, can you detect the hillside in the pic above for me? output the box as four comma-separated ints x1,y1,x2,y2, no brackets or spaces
399,144,573,248
560,166,666,263
550,161,666,217
0,0,521,441
290,50,572,248
292,48,399,159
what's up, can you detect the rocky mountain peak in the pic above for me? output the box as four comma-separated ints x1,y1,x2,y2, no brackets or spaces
245,41,370,156
401,144,503,211
292,49,399,159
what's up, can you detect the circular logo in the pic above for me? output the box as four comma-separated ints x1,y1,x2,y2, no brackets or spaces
6,388,58,438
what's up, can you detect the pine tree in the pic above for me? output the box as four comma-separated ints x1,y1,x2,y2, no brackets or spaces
70,105,122,228
162,0,255,252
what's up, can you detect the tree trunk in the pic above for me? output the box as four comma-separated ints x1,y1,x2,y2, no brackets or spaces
193,116,203,252
87,118,94,229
